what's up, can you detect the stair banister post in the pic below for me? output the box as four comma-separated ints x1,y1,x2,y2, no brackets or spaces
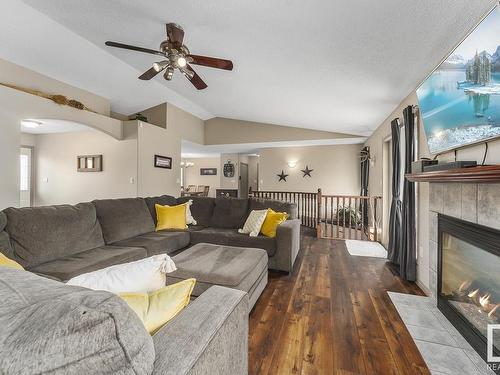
316,188,322,238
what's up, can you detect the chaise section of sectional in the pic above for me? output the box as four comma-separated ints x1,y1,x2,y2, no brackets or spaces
151,286,248,375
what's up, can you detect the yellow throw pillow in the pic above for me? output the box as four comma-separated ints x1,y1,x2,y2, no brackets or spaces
260,209,289,238
120,278,196,335
0,253,24,270
155,203,187,231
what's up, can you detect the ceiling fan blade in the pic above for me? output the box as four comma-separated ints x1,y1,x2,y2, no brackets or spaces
166,23,185,47
105,41,164,56
138,67,161,80
185,65,207,90
188,55,233,71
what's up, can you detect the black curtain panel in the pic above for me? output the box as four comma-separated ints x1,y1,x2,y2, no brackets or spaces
387,118,402,265
400,106,417,281
359,146,370,226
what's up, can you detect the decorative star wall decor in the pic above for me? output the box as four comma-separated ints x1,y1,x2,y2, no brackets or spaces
301,166,313,177
277,170,288,182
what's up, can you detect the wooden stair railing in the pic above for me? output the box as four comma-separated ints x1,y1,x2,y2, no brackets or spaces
249,187,382,242
249,188,318,228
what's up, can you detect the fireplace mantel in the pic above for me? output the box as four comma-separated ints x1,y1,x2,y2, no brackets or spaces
406,165,500,183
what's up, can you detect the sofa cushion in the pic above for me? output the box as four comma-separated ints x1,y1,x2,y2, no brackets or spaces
225,231,277,257
176,197,215,227
210,198,249,229
4,203,105,269
115,231,190,256
189,227,232,246
93,198,155,244
249,198,298,220
189,227,277,257
29,245,147,281
145,195,178,225
168,243,268,297
0,212,14,261
0,267,155,375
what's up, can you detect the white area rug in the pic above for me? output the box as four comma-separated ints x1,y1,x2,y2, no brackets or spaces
345,240,387,258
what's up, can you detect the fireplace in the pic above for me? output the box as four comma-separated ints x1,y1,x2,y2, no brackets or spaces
438,214,500,365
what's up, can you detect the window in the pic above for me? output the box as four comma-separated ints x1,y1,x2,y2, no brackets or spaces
20,154,29,191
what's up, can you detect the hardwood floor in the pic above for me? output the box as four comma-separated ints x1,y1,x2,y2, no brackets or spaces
248,229,431,375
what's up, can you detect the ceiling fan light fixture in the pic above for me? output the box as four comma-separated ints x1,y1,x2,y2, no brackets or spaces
177,56,187,68
153,60,169,72
181,67,194,80
164,66,175,80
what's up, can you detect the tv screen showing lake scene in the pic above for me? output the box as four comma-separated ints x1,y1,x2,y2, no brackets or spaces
416,6,500,154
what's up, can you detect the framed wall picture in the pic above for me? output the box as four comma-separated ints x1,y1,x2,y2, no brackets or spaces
77,155,102,172
200,168,217,176
154,155,172,169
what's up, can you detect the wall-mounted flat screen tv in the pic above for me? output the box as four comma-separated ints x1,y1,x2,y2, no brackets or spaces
416,6,500,154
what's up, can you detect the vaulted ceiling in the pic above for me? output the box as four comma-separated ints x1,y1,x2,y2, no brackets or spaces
3,0,498,135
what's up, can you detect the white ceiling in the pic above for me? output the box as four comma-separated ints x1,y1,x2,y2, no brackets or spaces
6,0,498,136
181,137,366,158
21,119,97,134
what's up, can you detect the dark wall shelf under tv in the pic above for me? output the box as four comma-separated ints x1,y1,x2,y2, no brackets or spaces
406,165,500,183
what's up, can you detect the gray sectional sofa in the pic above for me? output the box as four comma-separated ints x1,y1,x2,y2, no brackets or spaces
0,266,248,375
0,195,300,374
0,195,300,280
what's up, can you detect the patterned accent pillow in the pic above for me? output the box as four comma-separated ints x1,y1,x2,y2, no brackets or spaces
238,209,268,237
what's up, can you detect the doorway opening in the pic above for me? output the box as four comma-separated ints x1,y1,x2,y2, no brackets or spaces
20,146,34,207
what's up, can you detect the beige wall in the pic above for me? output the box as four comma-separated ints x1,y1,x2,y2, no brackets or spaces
35,130,138,206
168,103,205,145
0,108,21,209
0,60,119,209
20,133,36,147
205,117,360,145
364,90,500,293
137,121,180,197
183,157,220,198
137,102,205,197
0,58,110,116
258,144,361,195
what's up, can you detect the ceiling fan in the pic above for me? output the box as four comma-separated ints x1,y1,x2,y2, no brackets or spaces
105,23,233,90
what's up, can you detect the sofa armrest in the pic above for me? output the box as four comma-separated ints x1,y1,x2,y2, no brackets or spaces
151,286,248,375
273,218,301,272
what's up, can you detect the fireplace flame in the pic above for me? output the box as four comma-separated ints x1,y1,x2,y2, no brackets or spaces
489,305,499,318
468,289,480,298
456,281,498,320
480,294,491,308
459,280,472,292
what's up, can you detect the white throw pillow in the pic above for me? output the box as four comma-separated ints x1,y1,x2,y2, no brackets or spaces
185,199,197,225
238,209,268,237
66,254,177,294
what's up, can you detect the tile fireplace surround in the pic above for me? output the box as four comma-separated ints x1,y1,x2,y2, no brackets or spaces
428,183,500,302
425,182,500,374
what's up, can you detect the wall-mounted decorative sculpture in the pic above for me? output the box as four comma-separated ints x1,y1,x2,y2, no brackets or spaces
0,83,96,113
277,170,288,182
223,160,235,177
301,166,313,177
77,155,103,172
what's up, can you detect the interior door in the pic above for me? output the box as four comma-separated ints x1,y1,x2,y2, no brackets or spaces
239,162,249,199
20,147,33,207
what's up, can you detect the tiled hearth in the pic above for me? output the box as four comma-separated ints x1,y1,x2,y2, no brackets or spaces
428,183,500,301
389,292,495,375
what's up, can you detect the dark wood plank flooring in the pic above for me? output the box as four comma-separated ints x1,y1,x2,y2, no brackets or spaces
249,228,430,375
